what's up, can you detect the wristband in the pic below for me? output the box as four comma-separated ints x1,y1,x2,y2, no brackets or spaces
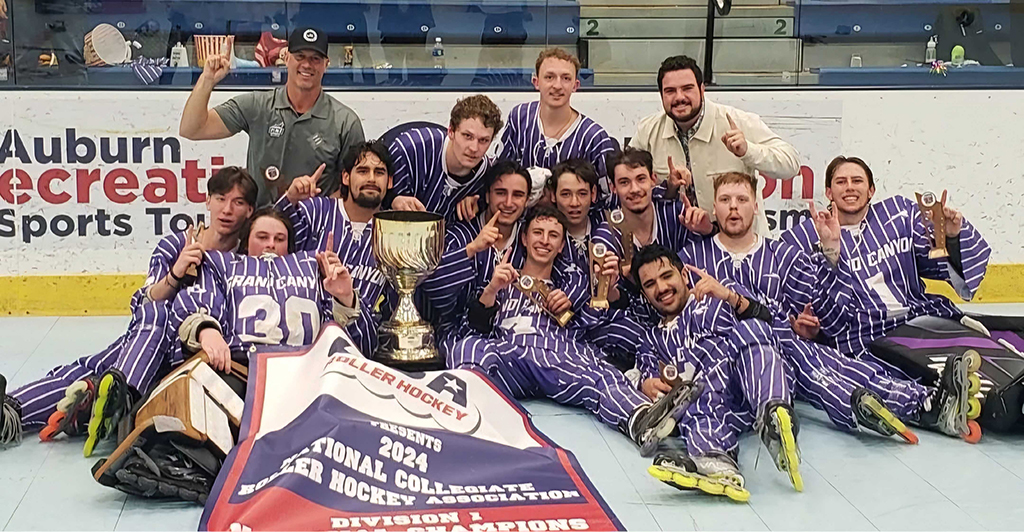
169,270,184,282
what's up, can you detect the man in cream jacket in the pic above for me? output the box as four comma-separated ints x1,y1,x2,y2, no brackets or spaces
629,55,800,236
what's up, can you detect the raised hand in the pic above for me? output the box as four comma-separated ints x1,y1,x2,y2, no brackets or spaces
285,163,325,204
485,248,518,294
721,114,748,158
789,303,821,340
678,193,713,235
201,40,232,85
317,233,355,307
666,155,692,193
685,264,734,303
457,195,481,222
808,200,841,252
467,211,501,258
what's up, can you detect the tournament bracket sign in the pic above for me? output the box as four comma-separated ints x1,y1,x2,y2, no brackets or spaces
201,324,621,532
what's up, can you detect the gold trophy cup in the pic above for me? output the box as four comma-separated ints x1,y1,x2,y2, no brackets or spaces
589,242,611,309
607,209,634,265
916,190,949,259
515,274,574,327
372,211,445,370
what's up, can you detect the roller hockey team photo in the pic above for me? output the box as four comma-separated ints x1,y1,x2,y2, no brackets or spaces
2,2,1024,530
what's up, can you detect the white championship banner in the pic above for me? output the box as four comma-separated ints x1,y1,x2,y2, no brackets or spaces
201,324,621,531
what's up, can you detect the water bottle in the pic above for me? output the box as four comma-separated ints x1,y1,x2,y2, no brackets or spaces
925,36,937,63
432,37,445,69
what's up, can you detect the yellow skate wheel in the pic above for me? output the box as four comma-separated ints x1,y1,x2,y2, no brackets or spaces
775,407,803,493
723,485,752,503
648,465,699,490
967,398,982,420
696,478,726,496
968,373,981,395
84,374,115,458
963,350,982,373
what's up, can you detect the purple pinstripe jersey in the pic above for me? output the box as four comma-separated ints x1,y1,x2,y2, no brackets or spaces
388,127,493,221
680,236,846,337
276,197,392,355
133,232,189,312
561,207,608,274
487,278,607,358
423,213,590,328
493,102,617,183
780,195,991,356
636,292,741,383
171,250,333,353
593,199,707,324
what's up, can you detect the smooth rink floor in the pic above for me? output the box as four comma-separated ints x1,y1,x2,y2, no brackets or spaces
2,303,1024,531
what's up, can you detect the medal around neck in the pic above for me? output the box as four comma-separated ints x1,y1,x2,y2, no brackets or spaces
372,211,445,370
915,190,949,259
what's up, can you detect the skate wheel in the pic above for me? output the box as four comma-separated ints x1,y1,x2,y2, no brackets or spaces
968,373,981,395
39,410,66,442
724,485,751,503
963,350,982,373
899,427,920,445
697,478,726,496
962,419,982,444
966,398,982,420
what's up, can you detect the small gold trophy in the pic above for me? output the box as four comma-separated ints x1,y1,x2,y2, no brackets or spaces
182,222,206,285
515,275,573,327
916,190,948,259
659,361,682,387
606,208,634,265
589,242,611,309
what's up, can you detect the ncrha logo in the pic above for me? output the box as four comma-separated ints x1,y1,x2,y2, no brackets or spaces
322,333,481,434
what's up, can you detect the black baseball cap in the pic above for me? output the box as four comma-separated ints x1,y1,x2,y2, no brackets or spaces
288,27,328,57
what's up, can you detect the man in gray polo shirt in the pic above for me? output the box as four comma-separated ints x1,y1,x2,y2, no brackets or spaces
179,26,365,206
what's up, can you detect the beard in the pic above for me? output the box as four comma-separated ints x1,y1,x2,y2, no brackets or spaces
669,94,704,124
353,190,383,209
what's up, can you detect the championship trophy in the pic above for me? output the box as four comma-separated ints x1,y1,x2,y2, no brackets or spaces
606,209,634,265
915,190,948,259
372,211,445,370
589,242,611,309
514,275,574,327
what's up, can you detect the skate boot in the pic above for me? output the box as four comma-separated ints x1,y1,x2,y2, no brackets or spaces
918,350,983,443
648,439,750,502
85,369,137,458
852,388,918,444
1,374,24,448
623,379,704,457
756,400,803,492
39,375,99,442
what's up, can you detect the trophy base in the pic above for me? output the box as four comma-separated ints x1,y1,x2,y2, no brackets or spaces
374,321,445,372
929,248,949,259
589,300,609,309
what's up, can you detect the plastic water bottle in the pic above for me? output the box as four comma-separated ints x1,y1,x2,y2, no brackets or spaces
432,37,445,69
925,36,937,63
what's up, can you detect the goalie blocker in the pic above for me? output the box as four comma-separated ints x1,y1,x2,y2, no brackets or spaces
91,353,248,504
870,315,1024,433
